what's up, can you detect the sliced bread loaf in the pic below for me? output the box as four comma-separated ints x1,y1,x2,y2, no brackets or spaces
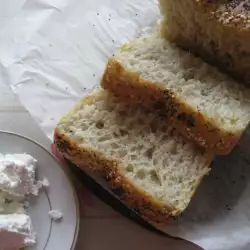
101,35,250,155
159,0,250,86
54,88,212,223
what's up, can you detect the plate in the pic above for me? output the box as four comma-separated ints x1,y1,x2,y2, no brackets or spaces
0,131,80,250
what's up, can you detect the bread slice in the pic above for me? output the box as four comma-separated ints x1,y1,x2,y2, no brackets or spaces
159,0,250,86
54,88,212,224
101,35,250,155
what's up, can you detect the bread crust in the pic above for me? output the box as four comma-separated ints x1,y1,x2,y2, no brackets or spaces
196,0,250,30
54,128,182,224
159,0,250,86
101,59,240,155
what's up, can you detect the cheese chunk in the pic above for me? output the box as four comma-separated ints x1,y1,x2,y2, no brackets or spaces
0,214,35,249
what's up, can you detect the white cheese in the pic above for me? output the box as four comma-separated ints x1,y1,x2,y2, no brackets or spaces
0,153,51,249
0,214,35,249
49,210,63,221
0,153,41,198
0,191,26,214
39,177,50,188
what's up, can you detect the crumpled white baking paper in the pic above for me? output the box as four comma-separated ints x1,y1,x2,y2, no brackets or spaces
0,1,250,250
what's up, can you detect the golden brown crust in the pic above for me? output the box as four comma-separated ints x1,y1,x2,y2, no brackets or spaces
195,0,250,29
101,59,240,155
54,128,179,224
160,0,250,30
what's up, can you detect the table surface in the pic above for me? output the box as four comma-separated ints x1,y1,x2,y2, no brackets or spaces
0,2,201,249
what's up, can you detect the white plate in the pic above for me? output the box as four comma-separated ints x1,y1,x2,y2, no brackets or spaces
0,131,80,250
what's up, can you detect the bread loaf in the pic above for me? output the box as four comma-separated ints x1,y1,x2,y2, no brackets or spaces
159,0,250,86
54,88,212,224
101,35,250,155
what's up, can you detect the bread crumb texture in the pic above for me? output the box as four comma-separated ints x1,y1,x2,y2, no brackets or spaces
114,36,250,133
57,89,211,213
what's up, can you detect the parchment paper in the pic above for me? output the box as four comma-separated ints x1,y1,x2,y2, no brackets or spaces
0,1,250,249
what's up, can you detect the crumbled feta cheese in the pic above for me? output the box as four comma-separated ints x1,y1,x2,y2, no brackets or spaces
0,154,41,197
0,191,26,214
49,210,63,221
0,214,35,249
0,153,51,250
39,177,50,188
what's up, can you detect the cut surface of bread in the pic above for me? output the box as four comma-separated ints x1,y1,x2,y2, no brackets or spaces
54,88,212,223
101,35,250,155
159,0,250,86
